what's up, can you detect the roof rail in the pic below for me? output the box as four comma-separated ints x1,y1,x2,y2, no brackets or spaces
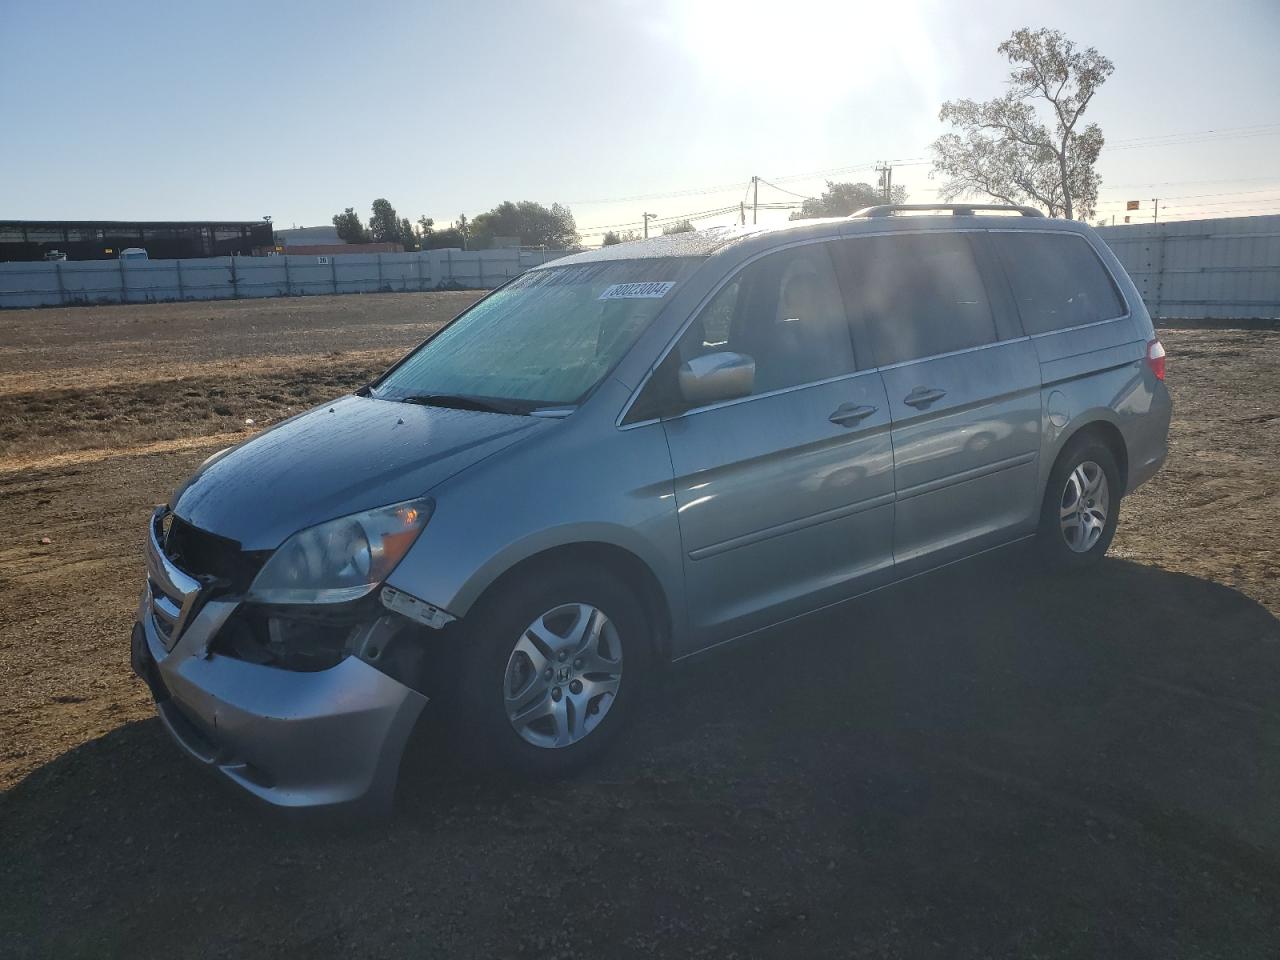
850,203,1045,219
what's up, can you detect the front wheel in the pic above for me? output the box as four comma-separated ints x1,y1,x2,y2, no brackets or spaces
1036,435,1122,570
453,566,651,778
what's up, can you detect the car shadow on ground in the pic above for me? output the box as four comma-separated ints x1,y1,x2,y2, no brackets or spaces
4,551,1280,959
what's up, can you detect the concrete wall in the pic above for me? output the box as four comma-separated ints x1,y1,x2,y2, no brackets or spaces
1096,215,1280,320
0,248,567,308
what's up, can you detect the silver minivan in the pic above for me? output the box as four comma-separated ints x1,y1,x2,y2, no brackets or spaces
131,204,1171,812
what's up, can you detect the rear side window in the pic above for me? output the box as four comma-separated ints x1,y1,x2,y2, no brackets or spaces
989,232,1126,335
841,233,998,366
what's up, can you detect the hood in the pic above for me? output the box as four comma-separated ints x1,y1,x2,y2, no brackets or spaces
173,394,548,549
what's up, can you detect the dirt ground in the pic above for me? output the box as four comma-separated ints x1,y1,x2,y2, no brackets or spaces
1,293,1278,959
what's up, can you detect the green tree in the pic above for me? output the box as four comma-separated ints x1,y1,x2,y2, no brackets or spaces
399,217,417,251
417,215,435,239
469,201,578,249
601,229,640,246
332,207,369,243
422,227,467,250
368,198,405,244
788,181,906,220
661,219,695,235
931,27,1113,220
418,217,470,250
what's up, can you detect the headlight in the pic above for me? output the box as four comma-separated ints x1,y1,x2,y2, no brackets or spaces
247,498,433,604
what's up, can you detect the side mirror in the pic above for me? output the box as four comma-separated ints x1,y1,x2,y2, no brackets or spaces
678,351,755,407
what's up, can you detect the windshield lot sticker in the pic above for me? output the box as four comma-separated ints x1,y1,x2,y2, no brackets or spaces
598,281,676,300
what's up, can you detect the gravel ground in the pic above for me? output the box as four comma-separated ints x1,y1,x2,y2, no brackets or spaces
1,293,1278,959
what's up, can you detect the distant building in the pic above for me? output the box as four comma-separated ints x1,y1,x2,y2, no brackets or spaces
273,225,405,256
273,225,344,247
0,220,274,262
282,242,403,256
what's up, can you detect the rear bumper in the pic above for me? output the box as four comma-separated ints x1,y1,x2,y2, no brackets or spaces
1127,445,1168,493
1126,382,1173,494
132,589,427,813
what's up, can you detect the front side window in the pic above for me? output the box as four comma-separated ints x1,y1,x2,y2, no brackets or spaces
374,257,702,411
673,243,856,397
989,232,1126,335
843,233,998,366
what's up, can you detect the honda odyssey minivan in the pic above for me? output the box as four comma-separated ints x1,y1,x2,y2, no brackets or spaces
132,203,1171,812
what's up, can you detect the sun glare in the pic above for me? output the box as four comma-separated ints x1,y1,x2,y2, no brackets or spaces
676,0,935,108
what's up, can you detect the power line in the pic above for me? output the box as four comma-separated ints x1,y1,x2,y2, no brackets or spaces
1102,174,1280,189
567,179,752,206
578,203,743,236
1110,131,1280,153
768,160,877,184
1159,199,1280,214
571,122,1280,236
1094,186,1280,206
568,123,1280,208
1106,123,1280,150
755,177,816,201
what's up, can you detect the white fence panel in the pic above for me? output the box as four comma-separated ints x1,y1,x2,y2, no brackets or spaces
178,258,235,300
122,260,181,302
1097,215,1280,320
0,246,571,308
284,255,335,296
333,254,382,295
233,257,289,299
379,253,424,291
0,261,62,307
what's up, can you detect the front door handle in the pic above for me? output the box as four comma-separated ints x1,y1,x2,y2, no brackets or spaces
903,386,947,409
829,402,878,426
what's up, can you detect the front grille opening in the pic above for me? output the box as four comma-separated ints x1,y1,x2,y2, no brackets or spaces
152,613,174,643
150,579,182,608
163,516,270,593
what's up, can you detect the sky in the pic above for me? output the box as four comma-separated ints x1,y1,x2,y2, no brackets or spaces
2,0,1278,244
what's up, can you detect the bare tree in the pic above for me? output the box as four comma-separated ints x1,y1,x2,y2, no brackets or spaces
931,28,1113,220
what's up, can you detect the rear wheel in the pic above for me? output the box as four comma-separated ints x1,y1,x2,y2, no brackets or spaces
454,566,651,778
1036,434,1122,570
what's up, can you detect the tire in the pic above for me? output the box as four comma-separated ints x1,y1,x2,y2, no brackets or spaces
1036,434,1122,571
452,564,652,778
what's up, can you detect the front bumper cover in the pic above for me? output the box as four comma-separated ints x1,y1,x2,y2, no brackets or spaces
133,524,428,812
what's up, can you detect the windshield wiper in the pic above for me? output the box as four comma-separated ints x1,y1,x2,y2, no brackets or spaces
397,393,523,415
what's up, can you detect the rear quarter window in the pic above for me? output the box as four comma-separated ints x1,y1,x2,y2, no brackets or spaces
989,232,1126,335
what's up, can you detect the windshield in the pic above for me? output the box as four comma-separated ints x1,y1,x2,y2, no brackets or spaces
372,257,702,411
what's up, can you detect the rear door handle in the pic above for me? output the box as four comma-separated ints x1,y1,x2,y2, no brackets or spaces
903,386,947,409
828,402,878,426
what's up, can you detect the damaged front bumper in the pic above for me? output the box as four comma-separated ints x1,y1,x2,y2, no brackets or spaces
132,509,431,812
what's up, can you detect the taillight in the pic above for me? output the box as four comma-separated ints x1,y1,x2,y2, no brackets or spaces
1146,339,1166,381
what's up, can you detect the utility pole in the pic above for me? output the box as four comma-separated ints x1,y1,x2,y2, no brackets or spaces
1152,198,1160,224
740,201,745,226
876,162,893,203
752,176,759,225
642,212,657,239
